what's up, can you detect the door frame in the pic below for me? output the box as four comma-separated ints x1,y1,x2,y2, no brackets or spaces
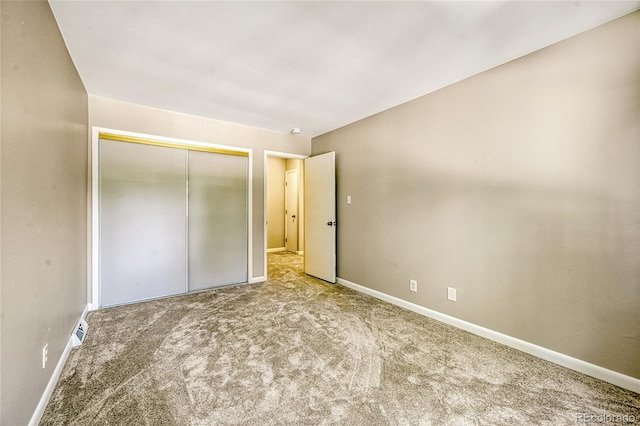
263,150,308,280
90,126,253,310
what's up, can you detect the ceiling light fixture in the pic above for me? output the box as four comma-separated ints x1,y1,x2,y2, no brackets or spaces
290,128,302,135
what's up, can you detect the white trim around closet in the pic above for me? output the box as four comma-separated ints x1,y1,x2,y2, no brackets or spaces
90,127,253,310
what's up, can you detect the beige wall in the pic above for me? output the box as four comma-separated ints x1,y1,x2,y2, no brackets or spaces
313,12,640,379
89,96,311,281
1,2,89,424
267,156,286,249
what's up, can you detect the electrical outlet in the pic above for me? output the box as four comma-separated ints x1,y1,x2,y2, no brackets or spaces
42,344,48,369
447,287,457,302
410,279,417,292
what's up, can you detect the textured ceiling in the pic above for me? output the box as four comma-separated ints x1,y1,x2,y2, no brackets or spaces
49,1,639,138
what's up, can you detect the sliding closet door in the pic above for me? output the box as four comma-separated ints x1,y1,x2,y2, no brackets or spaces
100,140,187,307
188,151,248,291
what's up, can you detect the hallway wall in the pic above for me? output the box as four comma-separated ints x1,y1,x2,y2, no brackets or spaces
267,156,286,249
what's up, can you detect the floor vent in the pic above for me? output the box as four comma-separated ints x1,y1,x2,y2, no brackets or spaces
71,318,89,347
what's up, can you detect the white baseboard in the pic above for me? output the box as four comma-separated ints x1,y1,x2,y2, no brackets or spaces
336,277,640,394
296,251,304,255
29,304,89,426
250,276,266,284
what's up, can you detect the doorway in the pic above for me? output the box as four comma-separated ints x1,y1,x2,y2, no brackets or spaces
265,153,306,278
264,151,336,283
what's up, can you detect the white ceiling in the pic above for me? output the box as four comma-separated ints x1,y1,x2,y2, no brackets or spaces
49,1,639,138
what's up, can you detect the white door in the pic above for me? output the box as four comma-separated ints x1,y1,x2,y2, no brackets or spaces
304,152,336,283
285,170,298,253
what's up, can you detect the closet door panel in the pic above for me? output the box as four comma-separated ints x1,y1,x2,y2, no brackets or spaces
188,151,248,291
100,140,187,306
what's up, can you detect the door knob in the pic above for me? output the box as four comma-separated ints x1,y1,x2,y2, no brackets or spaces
292,215,296,219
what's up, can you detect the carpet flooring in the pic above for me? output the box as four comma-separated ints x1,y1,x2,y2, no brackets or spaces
41,252,639,425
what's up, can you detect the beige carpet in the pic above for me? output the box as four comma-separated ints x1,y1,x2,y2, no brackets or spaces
41,252,639,425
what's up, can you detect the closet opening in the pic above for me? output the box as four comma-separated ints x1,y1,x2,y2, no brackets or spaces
93,129,251,308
